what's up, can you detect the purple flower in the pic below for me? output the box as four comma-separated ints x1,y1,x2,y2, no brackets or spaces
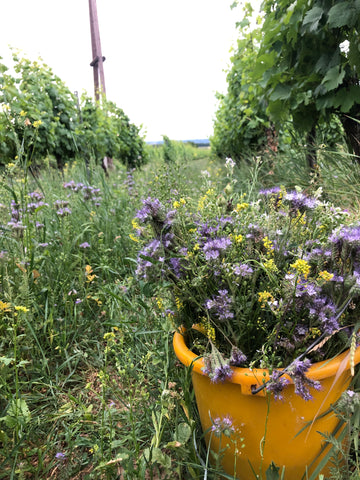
169,257,182,278
80,242,90,249
54,200,70,208
205,290,234,322
233,263,253,277
135,239,163,279
211,415,234,437
56,207,72,217
289,358,312,376
266,370,290,401
63,180,78,190
136,197,163,223
308,296,338,333
8,221,27,231
28,191,44,201
211,364,233,383
295,280,319,298
284,191,319,211
330,225,360,246
230,347,247,366
165,210,177,226
55,452,66,460
259,186,282,196
287,358,322,401
162,232,174,248
203,237,232,261
27,201,48,213
195,221,219,238
10,200,22,222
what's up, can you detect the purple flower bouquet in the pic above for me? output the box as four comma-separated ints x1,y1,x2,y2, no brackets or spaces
134,185,360,399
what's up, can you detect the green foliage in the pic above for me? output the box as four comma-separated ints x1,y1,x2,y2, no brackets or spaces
211,25,272,161
162,135,177,163
0,152,211,479
257,0,360,131
213,0,360,162
79,95,147,169
0,53,79,169
0,51,147,170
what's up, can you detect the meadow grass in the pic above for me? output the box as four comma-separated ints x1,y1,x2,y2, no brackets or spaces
0,144,359,479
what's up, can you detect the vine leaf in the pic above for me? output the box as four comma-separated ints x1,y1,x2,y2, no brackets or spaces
328,3,356,28
321,65,346,91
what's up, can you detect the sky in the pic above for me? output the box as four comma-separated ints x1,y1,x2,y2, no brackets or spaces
1,0,246,142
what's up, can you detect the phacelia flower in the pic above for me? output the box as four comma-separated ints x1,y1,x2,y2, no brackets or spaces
205,290,234,322
230,347,247,366
136,197,163,223
203,237,232,261
211,415,234,437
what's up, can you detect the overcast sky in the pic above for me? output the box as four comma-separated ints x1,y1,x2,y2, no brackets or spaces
1,0,245,141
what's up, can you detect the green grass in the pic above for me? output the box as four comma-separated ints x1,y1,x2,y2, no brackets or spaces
0,144,359,479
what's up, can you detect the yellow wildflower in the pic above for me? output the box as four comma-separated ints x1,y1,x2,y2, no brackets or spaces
235,202,249,213
173,200,181,209
33,120,42,128
263,258,278,272
103,331,115,341
198,195,206,210
129,233,139,242
20,110,27,116
234,234,243,244
175,297,183,311
258,291,274,308
200,318,216,343
85,265,96,282
0,301,11,312
309,327,322,339
157,298,164,310
14,305,29,313
318,270,334,282
263,236,274,255
290,259,311,279
131,219,141,230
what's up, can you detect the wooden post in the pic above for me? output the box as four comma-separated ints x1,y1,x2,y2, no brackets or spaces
88,0,106,102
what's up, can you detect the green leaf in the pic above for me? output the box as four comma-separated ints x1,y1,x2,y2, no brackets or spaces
3,399,31,428
302,6,324,32
269,84,292,101
0,356,15,366
176,422,192,444
237,18,250,29
328,3,355,28
321,65,345,91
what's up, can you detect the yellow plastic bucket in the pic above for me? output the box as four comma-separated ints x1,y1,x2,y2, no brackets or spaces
173,327,360,479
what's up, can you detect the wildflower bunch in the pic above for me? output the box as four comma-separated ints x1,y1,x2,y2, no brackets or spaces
135,183,360,400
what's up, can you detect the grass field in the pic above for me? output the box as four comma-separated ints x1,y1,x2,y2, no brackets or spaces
0,143,359,479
